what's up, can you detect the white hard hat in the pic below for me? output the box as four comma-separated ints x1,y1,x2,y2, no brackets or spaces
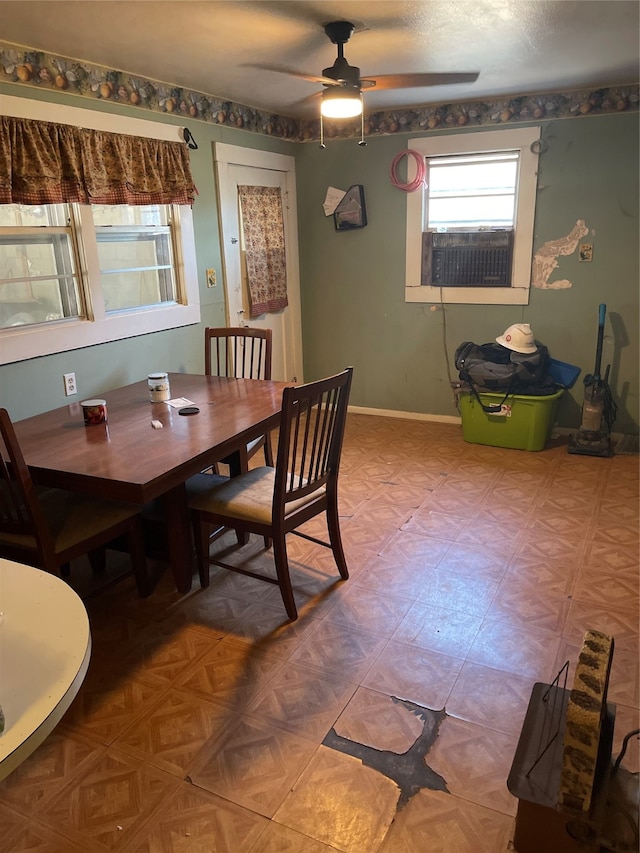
496,323,537,354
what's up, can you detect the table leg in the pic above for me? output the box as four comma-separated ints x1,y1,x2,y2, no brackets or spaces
162,484,194,593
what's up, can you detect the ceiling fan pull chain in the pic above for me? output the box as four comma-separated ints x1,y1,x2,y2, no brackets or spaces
359,99,367,146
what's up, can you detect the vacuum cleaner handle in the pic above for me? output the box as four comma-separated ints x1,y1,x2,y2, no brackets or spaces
593,303,606,384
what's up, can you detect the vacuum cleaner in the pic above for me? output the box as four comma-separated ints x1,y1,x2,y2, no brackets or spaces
568,303,617,457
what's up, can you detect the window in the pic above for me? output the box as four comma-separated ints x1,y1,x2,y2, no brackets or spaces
405,127,540,305
0,96,200,365
0,204,83,328
93,205,179,312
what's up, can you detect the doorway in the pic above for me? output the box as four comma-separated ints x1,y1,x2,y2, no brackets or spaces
214,143,303,383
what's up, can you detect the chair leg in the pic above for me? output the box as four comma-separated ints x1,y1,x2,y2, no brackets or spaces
60,562,71,577
326,497,349,580
272,531,297,620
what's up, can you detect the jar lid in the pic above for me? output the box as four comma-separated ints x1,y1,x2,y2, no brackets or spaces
80,399,106,406
148,372,168,380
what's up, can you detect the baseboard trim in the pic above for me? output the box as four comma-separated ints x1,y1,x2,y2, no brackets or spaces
348,405,461,425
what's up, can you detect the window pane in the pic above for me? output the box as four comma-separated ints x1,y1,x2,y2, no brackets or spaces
0,204,69,227
94,205,177,312
429,195,516,229
97,231,176,311
92,204,169,227
427,154,518,230
0,228,82,329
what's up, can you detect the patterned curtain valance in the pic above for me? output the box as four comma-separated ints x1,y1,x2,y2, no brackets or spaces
0,115,196,206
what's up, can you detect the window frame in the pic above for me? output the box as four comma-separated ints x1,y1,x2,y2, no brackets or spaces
405,126,541,306
0,96,200,365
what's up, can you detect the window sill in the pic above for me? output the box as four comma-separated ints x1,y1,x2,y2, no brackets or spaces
405,284,530,306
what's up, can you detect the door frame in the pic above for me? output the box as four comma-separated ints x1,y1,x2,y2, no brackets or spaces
214,143,303,384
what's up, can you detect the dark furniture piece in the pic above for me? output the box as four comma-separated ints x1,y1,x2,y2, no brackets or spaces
188,367,353,620
204,326,274,469
0,408,149,597
13,374,289,593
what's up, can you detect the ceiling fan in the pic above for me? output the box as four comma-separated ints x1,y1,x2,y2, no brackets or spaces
276,21,479,118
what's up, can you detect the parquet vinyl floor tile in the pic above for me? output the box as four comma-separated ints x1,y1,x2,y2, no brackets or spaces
4,413,638,852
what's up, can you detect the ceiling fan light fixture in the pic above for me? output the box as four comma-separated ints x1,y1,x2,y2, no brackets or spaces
321,87,363,118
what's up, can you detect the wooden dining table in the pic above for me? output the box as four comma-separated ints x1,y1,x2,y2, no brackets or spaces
14,373,290,593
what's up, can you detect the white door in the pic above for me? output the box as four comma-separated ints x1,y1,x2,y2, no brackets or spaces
214,144,303,383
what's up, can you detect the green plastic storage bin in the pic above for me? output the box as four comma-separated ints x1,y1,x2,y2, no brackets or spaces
459,388,564,451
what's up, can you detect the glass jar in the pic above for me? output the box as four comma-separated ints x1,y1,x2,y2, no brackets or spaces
148,372,170,403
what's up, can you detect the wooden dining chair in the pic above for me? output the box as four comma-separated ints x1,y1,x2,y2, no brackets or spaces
0,408,149,598
188,367,353,620
204,326,274,469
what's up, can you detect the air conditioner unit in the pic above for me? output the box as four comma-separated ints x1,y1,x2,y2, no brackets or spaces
421,230,514,287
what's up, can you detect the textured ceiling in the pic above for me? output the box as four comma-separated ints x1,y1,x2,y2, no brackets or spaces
1,0,638,119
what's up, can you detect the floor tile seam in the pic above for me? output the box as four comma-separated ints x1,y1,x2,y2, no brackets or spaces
238,682,361,744
570,587,640,608
111,735,202,781
379,634,468,671
277,649,382,685
330,576,419,606
501,571,580,595
289,622,395,660
186,712,324,776
73,678,176,747
167,679,282,719
386,526,465,552
117,680,249,741
475,609,567,637
439,790,519,823
34,741,178,827
440,705,527,741
423,782,518,820
563,598,640,621
406,592,499,622
391,619,482,668
53,720,117,756
422,565,511,586
464,650,562,682
490,580,574,608
106,776,192,853
3,809,104,853
268,812,359,853
244,658,362,702
395,595,490,627
320,611,412,642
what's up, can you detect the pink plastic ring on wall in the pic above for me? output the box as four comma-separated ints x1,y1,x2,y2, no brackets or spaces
390,149,427,192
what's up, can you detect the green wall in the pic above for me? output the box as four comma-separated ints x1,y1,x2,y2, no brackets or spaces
296,114,639,433
1,82,638,435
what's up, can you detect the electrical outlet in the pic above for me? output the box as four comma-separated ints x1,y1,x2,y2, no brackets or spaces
206,268,217,287
63,372,77,396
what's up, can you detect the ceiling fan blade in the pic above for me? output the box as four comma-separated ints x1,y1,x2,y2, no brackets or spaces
244,63,339,86
364,72,479,91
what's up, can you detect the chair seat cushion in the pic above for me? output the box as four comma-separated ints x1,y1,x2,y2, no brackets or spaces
188,466,325,525
40,489,140,554
0,486,140,556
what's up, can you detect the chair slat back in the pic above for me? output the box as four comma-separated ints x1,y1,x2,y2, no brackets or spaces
0,408,54,559
275,368,353,506
204,327,272,381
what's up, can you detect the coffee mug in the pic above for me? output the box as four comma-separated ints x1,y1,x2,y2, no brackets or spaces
81,399,107,425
